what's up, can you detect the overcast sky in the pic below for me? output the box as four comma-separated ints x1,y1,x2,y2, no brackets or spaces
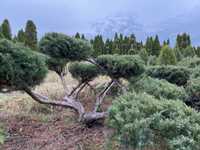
1,0,200,37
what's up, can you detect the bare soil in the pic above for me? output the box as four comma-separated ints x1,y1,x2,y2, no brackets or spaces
0,110,109,150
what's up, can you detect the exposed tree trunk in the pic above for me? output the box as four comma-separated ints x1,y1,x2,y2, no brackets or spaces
23,87,107,124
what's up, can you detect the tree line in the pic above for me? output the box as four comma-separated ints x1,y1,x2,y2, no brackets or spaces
1,18,200,64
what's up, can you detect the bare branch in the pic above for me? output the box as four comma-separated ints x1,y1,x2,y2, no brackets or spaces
75,83,87,99
68,82,84,97
86,82,96,95
93,80,115,112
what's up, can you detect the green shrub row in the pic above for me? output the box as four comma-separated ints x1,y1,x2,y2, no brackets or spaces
146,65,190,86
108,92,200,150
130,75,187,101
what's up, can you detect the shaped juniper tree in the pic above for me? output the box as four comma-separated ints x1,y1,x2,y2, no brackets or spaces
0,33,145,125
68,62,99,97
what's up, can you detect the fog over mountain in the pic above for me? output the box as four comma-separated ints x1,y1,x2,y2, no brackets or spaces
1,0,200,45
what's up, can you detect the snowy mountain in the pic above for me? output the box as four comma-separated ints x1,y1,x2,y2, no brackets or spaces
92,10,200,45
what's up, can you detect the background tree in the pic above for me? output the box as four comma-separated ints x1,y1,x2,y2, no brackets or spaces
176,33,191,49
152,35,161,56
92,35,104,56
75,32,80,39
81,34,85,40
158,45,177,65
1,19,12,40
25,20,37,50
17,29,26,43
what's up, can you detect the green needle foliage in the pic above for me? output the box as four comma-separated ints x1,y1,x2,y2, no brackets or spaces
158,45,177,65
96,55,145,80
108,92,200,150
130,75,187,101
25,20,38,50
178,57,200,68
146,65,190,86
39,33,93,74
185,77,200,110
69,62,100,83
1,19,12,40
0,39,48,90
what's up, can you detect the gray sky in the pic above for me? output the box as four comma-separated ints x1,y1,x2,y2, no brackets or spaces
1,0,200,37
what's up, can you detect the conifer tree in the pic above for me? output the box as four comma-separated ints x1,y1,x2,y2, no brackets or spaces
81,34,85,40
152,35,161,56
75,32,81,39
1,19,12,40
17,29,26,43
158,45,177,65
0,26,4,39
93,35,104,56
25,20,37,50
176,33,191,49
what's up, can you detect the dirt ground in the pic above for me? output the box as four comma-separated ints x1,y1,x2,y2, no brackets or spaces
0,111,109,150
0,73,116,150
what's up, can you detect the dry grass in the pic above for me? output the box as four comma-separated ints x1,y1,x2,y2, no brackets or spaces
0,72,167,150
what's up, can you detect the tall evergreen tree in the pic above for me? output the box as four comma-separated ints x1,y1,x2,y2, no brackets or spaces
176,33,191,49
17,29,26,43
0,26,4,39
75,32,81,39
1,19,12,40
81,34,85,40
145,36,154,55
104,39,113,54
152,35,161,56
93,35,104,56
25,20,37,50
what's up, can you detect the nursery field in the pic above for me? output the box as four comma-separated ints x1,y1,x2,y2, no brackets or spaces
0,73,115,150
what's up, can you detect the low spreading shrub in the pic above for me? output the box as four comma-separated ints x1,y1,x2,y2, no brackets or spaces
146,65,190,86
190,67,200,79
96,55,145,79
185,77,200,110
178,57,200,68
0,39,48,90
108,92,200,150
130,75,187,101
69,62,100,83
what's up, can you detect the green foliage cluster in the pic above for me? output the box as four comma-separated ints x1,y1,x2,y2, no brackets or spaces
0,39,48,90
0,127,5,145
176,33,191,49
39,33,92,74
145,35,161,56
130,76,187,101
185,77,200,110
25,20,38,50
178,57,200,68
158,46,177,65
146,65,190,86
181,46,196,58
190,67,200,79
1,19,12,40
69,62,100,83
91,33,143,56
96,55,145,79
108,92,200,150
